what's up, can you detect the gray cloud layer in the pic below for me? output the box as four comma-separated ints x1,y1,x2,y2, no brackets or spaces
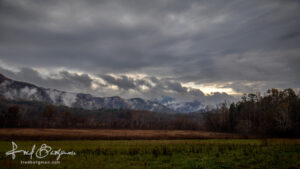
0,0,299,101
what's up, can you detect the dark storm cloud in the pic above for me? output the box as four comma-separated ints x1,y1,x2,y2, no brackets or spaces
148,78,205,98
100,74,137,90
0,0,299,101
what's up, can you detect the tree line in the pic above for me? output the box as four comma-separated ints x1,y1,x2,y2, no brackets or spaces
0,97,202,130
204,88,299,137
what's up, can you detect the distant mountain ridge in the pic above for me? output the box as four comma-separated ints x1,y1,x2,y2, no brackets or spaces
0,74,172,113
0,74,205,113
152,96,206,113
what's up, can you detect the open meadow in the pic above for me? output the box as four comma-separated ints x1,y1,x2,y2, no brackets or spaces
0,129,299,169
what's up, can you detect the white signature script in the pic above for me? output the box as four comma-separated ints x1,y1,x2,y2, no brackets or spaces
5,142,76,161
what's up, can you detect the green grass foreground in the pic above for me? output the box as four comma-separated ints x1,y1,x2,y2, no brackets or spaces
0,139,299,169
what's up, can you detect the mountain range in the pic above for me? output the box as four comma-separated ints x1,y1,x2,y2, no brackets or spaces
0,74,205,113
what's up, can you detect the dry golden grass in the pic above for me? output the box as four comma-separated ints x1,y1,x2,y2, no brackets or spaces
0,128,250,140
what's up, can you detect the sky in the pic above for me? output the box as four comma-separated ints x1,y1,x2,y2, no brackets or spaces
0,0,299,104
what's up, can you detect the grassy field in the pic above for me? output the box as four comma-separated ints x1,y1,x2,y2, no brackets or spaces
0,139,299,169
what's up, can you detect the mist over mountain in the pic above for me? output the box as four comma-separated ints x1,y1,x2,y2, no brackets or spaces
152,96,206,113
0,74,208,113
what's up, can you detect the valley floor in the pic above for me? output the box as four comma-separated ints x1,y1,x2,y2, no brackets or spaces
0,128,247,140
